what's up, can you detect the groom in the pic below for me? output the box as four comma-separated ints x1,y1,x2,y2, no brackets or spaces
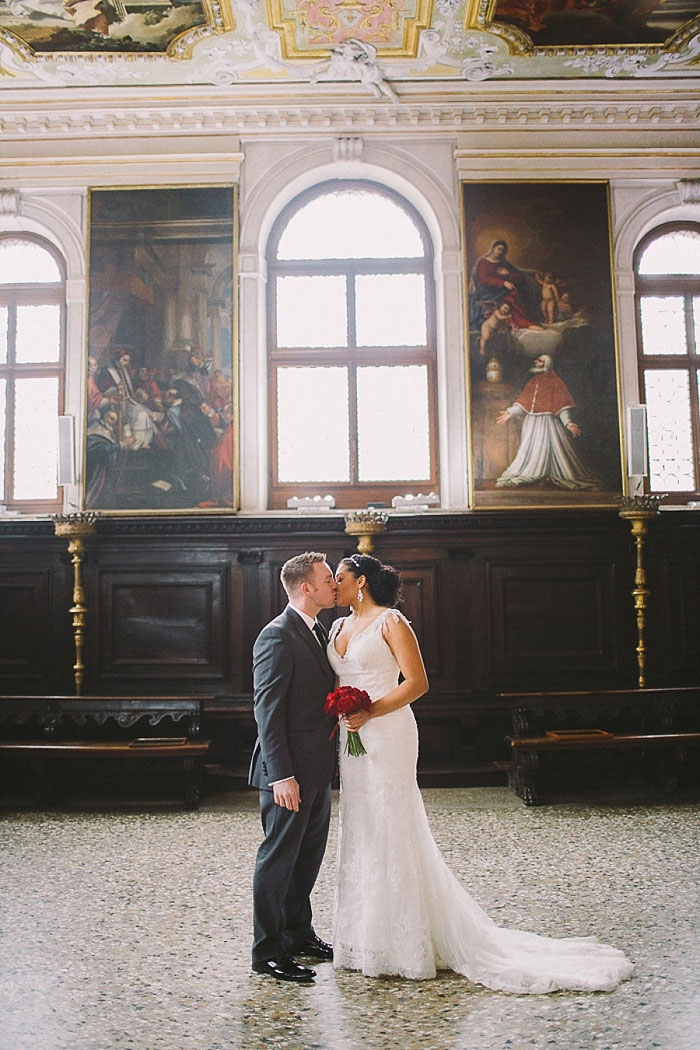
250,552,338,982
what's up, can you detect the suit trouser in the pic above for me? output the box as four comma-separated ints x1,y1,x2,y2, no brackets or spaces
252,781,331,964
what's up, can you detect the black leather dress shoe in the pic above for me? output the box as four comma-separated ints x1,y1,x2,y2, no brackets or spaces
252,956,316,982
291,935,333,961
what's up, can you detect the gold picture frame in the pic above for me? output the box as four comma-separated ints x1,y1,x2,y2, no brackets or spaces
84,184,239,514
462,180,624,510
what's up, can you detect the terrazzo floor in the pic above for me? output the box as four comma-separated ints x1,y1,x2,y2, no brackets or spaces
1,787,699,1050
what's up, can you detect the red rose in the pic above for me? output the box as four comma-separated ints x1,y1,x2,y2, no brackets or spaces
325,685,372,756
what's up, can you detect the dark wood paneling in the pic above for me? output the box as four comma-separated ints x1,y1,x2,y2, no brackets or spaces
487,559,618,675
0,573,51,684
396,562,441,679
93,548,235,690
658,554,700,676
1,510,699,781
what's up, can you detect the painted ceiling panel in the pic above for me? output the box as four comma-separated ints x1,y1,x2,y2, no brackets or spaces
0,0,698,82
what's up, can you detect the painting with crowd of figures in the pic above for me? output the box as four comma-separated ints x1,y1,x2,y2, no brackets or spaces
0,0,212,53
85,186,237,513
463,181,623,509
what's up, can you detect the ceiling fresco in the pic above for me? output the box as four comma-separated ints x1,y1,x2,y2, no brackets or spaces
0,0,699,83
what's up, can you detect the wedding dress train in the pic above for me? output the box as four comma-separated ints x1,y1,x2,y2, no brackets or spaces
327,609,634,992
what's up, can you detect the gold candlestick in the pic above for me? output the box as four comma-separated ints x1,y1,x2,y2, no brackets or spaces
618,494,662,688
52,512,97,696
344,509,388,555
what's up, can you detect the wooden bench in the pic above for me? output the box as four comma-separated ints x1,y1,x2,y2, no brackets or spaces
506,731,700,806
499,687,700,806
0,696,212,809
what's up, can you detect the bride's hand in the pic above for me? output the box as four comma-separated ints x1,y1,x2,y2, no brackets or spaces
343,708,372,732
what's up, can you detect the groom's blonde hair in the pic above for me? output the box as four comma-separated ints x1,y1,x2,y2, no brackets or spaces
281,552,327,597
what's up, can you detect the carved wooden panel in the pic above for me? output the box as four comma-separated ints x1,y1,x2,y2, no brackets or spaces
659,555,700,676
0,572,51,685
96,562,230,686
396,562,441,679
487,556,619,679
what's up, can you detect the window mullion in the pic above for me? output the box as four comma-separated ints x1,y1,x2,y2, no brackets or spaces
687,292,698,358
690,363,700,491
5,368,14,505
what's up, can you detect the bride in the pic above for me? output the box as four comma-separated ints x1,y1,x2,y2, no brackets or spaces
326,553,634,993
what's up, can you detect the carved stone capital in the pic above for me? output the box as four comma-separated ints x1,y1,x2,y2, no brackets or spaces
333,137,364,162
0,190,20,216
676,179,700,205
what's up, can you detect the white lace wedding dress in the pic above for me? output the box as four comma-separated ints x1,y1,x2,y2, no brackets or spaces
327,609,634,992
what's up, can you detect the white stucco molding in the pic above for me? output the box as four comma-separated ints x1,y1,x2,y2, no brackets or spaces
676,179,700,205
611,181,700,454
1,82,699,142
238,137,466,510
240,140,460,258
0,190,87,510
614,183,700,276
0,190,85,280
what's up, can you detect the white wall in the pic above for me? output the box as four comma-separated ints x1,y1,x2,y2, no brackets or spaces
2,115,698,511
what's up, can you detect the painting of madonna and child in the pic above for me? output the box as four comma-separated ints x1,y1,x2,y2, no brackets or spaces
85,187,236,513
463,182,623,509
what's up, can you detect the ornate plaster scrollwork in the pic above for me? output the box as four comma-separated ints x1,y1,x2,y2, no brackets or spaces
564,30,700,77
402,30,513,80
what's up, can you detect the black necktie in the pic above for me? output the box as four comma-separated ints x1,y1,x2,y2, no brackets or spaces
313,621,327,648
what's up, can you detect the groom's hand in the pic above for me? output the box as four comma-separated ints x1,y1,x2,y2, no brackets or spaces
274,778,301,812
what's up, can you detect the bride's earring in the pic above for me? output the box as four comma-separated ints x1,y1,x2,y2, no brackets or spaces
357,586,364,603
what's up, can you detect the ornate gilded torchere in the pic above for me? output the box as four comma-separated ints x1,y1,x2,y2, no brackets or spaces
344,509,389,555
51,512,97,696
618,494,662,688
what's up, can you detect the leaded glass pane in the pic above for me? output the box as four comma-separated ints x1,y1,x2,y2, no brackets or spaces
0,306,7,364
16,304,61,363
637,229,700,276
644,370,695,491
356,274,427,347
276,276,347,348
357,365,430,481
0,239,61,283
277,367,350,482
277,191,424,261
13,377,59,500
639,297,686,355
693,298,700,354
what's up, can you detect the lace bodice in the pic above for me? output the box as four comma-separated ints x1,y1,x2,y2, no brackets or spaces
327,607,405,697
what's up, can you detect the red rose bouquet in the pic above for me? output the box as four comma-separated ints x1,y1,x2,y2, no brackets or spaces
325,685,372,757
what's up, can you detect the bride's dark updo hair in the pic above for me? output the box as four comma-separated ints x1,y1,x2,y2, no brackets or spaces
340,554,403,608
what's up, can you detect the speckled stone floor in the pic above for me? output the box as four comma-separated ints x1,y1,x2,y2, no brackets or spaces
2,787,699,1050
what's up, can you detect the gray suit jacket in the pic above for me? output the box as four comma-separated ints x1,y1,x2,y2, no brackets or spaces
249,605,337,791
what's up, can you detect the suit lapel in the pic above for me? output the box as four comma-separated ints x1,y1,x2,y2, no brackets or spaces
283,606,332,676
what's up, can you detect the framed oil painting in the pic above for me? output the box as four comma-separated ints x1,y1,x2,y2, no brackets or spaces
463,181,623,509
487,0,700,48
84,185,237,513
0,0,232,55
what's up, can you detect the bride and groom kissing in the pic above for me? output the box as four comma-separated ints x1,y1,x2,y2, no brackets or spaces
249,551,634,992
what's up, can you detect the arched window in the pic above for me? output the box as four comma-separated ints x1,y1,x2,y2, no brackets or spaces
267,181,438,509
0,235,65,512
635,225,700,498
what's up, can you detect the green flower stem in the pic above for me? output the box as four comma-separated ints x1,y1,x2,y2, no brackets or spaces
345,730,367,757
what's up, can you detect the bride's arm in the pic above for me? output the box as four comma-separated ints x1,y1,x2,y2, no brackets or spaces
343,615,428,730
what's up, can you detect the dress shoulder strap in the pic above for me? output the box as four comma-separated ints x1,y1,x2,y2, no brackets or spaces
329,616,346,640
379,607,410,628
